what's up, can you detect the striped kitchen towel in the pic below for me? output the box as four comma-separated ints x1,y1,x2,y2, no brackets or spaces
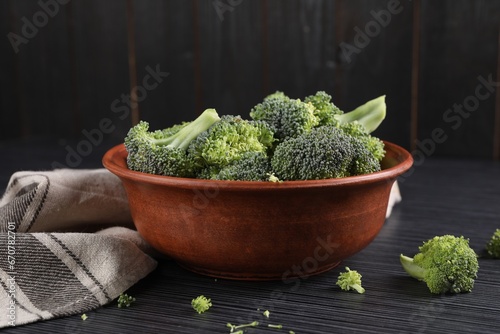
0,169,157,328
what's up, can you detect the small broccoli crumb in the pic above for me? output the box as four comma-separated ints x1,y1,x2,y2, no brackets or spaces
336,267,365,294
191,295,212,314
117,293,136,308
268,324,283,329
486,229,500,258
263,309,270,318
81,313,88,321
267,173,282,183
227,321,259,332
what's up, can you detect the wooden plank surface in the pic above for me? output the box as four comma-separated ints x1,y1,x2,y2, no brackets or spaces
418,0,500,159
1,0,500,158
132,0,197,129
0,141,499,333
0,1,22,140
334,0,414,150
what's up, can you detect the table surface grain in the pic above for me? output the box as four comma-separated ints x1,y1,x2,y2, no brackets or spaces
1,139,500,334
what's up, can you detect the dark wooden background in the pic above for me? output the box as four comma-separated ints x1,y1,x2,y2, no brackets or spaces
1,0,500,161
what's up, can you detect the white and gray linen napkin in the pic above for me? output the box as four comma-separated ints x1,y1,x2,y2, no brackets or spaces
0,169,157,328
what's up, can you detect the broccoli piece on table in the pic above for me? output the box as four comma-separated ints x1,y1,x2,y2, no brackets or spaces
198,151,271,181
191,295,212,314
486,229,500,258
227,321,259,332
336,267,365,294
400,235,479,294
124,108,220,177
117,293,136,308
187,115,274,171
250,91,319,141
270,126,380,181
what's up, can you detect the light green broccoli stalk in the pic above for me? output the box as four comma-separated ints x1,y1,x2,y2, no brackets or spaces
338,95,386,133
400,235,479,294
486,229,500,258
336,267,365,294
191,295,212,314
226,321,259,332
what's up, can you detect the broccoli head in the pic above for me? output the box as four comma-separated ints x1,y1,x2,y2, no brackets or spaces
250,91,319,141
486,229,500,258
336,267,365,294
304,90,343,126
187,115,274,171
124,108,220,177
400,235,479,294
338,121,385,161
198,151,271,181
270,126,380,181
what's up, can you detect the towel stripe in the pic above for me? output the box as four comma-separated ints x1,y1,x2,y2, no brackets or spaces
0,234,100,317
0,175,50,233
48,233,111,302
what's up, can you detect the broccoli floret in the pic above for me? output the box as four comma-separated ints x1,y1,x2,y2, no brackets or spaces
486,229,500,258
117,293,136,308
250,91,319,141
304,91,343,126
336,267,365,294
124,108,220,177
400,235,479,294
338,121,385,161
199,152,271,181
270,126,380,181
191,295,212,314
187,115,274,171
304,92,386,134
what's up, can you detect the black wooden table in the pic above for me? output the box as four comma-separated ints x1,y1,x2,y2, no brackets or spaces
1,139,500,334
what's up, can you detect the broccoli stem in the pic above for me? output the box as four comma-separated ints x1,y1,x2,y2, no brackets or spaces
227,321,259,332
336,95,386,133
351,283,365,294
154,108,220,149
400,254,426,281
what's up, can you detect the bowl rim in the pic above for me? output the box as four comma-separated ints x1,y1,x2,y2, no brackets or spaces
102,141,413,190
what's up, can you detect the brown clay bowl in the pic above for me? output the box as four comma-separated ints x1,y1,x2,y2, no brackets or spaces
103,141,413,280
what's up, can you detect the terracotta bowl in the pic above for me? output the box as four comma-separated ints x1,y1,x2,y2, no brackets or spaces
103,141,413,280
